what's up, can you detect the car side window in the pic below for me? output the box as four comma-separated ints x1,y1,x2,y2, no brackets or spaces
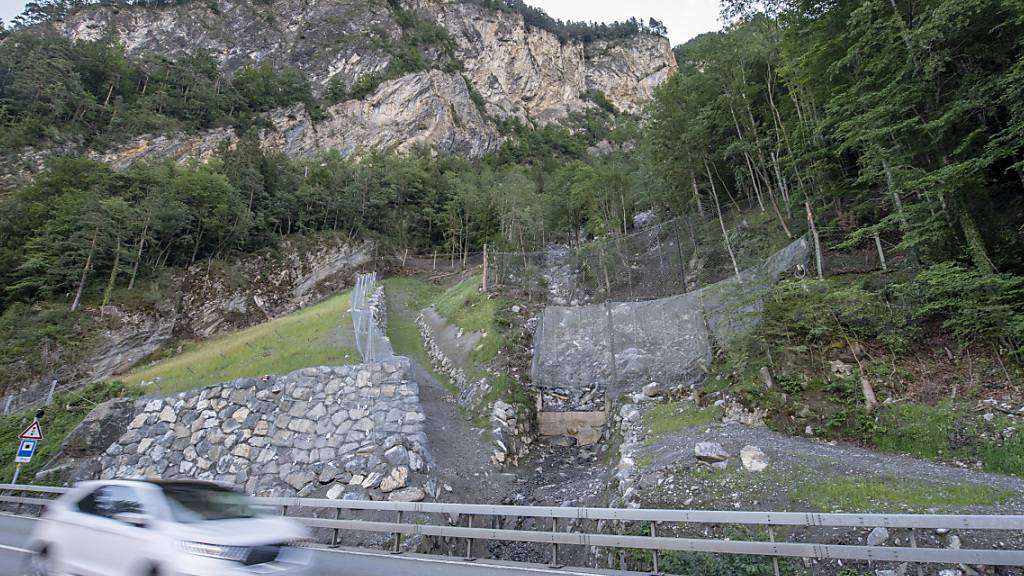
75,490,100,515
93,486,145,520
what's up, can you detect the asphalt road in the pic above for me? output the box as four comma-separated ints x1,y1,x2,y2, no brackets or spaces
0,513,639,576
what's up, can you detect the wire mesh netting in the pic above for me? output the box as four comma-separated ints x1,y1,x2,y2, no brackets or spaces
351,272,395,362
531,238,811,393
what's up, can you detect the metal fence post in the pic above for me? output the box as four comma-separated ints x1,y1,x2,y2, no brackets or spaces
769,526,780,576
651,522,660,575
464,514,476,561
392,511,403,554
331,508,341,548
910,528,923,576
549,516,563,569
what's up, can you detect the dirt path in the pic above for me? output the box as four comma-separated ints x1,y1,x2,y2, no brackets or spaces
409,359,518,503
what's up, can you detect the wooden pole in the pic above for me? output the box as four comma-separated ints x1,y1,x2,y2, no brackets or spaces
482,244,489,293
805,201,824,279
873,233,888,272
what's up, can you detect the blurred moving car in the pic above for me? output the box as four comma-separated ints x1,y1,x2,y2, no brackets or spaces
25,479,314,576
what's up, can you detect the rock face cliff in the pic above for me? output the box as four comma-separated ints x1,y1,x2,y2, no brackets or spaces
38,0,677,171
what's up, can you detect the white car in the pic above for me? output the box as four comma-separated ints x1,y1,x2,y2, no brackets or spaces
24,479,314,576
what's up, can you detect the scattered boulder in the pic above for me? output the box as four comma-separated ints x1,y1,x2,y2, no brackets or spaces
574,425,602,446
867,527,890,547
550,435,577,448
829,359,854,378
642,382,665,398
388,486,426,502
739,446,768,472
694,442,729,463
64,398,136,458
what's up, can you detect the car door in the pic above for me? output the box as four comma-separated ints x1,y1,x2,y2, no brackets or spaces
72,485,155,576
55,487,103,575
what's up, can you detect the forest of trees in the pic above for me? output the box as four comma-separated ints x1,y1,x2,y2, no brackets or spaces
2,0,1023,357
0,33,315,151
464,0,668,43
643,0,1024,351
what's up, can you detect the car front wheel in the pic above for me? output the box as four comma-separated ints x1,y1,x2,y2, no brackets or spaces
23,547,52,576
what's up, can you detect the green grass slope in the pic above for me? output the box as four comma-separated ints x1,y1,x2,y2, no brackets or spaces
114,292,359,396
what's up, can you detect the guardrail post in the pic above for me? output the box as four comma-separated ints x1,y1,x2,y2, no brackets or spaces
464,514,476,561
769,526,780,576
549,517,564,569
392,511,404,554
651,522,660,575
281,505,288,517
909,529,923,576
330,508,341,548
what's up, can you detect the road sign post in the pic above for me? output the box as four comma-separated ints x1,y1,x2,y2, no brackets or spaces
11,419,44,485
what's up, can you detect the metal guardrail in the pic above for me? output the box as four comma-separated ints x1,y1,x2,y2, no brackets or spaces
1,484,1022,571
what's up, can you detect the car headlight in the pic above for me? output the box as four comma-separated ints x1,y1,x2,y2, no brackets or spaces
287,539,316,549
178,541,249,563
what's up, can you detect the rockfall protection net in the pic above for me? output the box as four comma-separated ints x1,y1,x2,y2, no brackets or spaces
530,238,810,394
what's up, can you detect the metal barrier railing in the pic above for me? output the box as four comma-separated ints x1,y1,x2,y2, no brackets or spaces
2,484,1022,570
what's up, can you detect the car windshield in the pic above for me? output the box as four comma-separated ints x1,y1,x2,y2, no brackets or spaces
160,483,261,523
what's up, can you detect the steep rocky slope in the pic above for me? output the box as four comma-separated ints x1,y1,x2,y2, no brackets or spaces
29,0,675,171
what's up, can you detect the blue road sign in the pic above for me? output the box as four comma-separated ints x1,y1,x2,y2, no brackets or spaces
16,439,36,463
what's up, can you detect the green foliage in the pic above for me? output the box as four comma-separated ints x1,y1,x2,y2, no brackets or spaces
583,89,618,115
382,278,455,395
659,526,792,576
434,275,505,364
902,262,1024,353
793,477,1011,512
0,33,316,151
761,279,906,350
0,380,142,485
0,302,100,395
872,403,1024,476
644,402,723,437
463,0,665,44
230,62,314,115
644,0,1024,351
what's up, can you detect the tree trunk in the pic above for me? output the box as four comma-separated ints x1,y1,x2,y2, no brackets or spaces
880,156,908,231
102,238,121,307
705,158,741,281
805,201,824,279
874,233,888,272
128,213,150,290
690,172,705,219
957,200,995,274
71,227,99,313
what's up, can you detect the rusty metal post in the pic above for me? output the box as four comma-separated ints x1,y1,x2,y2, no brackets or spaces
330,508,341,548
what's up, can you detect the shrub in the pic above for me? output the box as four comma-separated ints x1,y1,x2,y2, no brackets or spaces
902,262,1024,354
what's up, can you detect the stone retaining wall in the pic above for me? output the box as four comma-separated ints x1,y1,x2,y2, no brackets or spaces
100,361,434,503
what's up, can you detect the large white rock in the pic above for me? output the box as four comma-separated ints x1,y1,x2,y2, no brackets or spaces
739,446,768,472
